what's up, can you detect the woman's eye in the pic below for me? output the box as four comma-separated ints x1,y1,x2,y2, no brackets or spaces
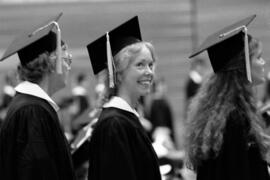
137,62,144,68
149,63,154,69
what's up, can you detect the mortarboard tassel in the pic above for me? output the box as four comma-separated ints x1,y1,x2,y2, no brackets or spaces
106,32,115,88
243,27,252,82
30,21,62,74
53,22,62,74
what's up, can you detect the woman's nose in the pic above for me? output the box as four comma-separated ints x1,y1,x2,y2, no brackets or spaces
144,65,153,75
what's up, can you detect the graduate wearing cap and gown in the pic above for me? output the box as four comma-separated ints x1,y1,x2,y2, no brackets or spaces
86,16,161,180
0,13,76,180
185,15,270,180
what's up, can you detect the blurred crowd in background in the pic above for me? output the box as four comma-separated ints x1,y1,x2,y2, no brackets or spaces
0,0,270,180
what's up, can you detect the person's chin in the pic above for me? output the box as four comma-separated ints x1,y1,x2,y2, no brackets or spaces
139,88,150,96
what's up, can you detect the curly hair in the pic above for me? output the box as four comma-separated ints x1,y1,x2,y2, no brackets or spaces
17,52,55,84
185,35,270,170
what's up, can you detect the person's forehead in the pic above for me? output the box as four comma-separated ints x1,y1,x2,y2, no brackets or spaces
132,48,153,63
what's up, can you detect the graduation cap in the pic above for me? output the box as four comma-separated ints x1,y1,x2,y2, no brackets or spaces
87,16,142,88
189,14,256,82
0,12,64,74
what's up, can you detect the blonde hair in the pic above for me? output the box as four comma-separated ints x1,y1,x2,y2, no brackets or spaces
106,41,156,96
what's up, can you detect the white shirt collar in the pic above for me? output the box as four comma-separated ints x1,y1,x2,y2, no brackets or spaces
15,81,59,111
103,96,140,118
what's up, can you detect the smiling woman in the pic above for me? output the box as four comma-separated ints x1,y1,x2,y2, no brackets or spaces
113,42,156,107
86,16,161,180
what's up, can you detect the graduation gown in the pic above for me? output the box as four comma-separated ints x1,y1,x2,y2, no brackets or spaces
0,93,76,180
88,106,161,180
149,98,174,142
197,110,270,180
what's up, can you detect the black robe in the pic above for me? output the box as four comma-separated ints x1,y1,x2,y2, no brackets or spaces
197,110,270,180
0,93,76,180
148,98,175,142
88,107,161,180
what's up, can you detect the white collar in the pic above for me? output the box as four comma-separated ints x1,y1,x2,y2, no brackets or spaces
103,96,140,118
15,81,59,112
